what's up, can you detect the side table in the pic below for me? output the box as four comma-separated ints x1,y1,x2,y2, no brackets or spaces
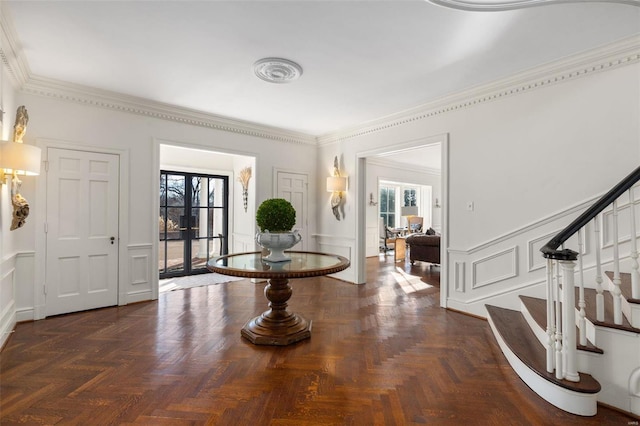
395,236,407,262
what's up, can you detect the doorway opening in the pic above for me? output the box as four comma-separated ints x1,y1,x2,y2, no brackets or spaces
159,171,229,279
356,134,448,306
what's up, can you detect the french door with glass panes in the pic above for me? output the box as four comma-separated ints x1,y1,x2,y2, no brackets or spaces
159,171,229,278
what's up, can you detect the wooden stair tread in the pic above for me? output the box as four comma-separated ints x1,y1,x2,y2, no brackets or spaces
605,271,640,304
579,287,640,333
519,296,602,354
486,304,601,394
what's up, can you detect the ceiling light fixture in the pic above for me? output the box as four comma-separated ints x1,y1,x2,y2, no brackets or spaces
253,58,303,84
427,0,639,11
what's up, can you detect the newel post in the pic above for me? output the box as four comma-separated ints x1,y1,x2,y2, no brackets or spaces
560,260,580,382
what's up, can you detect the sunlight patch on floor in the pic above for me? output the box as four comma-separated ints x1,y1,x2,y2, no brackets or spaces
390,267,433,294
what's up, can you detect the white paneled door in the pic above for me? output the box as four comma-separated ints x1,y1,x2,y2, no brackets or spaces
276,171,308,250
45,148,119,317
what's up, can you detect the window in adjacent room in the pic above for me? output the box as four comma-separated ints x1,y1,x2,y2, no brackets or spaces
379,186,396,228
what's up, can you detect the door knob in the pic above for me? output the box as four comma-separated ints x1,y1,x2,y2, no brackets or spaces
110,236,115,245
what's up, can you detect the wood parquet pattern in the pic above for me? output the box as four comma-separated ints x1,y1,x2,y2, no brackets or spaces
1,256,634,425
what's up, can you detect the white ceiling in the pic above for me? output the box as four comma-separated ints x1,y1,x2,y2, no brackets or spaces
3,1,640,137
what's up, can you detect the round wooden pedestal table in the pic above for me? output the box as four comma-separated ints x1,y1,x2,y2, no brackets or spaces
207,251,350,346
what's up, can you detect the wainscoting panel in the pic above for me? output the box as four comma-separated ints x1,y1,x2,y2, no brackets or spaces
445,193,638,317
602,200,640,249
314,234,355,283
366,225,379,257
0,254,16,350
454,261,465,293
232,233,256,254
15,252,36,322
472,247,518,289
527,226,588,272
528,231,556,273
126,244,153,304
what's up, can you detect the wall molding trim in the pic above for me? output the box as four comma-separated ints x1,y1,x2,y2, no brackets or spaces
471,246,519,289
21,76,317,146
317,35,640,145
311,234,357,243
449,192,601,255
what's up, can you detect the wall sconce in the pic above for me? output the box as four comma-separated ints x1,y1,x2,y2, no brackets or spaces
434,198,441,208
237,166,252,212
327,156,347,220
369,192,378,206
0,106,41,230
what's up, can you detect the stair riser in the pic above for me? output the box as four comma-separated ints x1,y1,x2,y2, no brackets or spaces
521,299,548,347
627,302,640,328
590,327,639,415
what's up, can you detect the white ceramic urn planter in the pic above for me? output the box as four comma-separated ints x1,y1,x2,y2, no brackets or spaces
256,230,301,262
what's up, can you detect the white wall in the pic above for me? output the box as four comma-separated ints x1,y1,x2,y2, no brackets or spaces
12,91,318,320
317,50,640,310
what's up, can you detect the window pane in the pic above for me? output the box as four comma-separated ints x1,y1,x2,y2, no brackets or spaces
191,177,202,207
166,207,184,239
380,189,388,212
167,175,185,207
165,240,184,274
160,174,167,205
210,178,226,207
404,189,417,206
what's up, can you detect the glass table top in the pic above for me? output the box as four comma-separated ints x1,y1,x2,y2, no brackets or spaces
207,251,350,279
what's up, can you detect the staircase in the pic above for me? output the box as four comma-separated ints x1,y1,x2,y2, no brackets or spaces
486,166,640,417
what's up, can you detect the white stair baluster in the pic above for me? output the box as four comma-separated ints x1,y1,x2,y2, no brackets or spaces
577,229,586,346
613,200,623,325
630,188,640,299
546,259,555,373
555,258,563,380
594,216,605,322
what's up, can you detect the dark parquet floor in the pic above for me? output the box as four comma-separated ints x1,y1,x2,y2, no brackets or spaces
1,255,635,425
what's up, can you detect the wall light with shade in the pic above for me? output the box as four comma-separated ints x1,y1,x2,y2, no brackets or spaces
401,206,418,217
327,156,347,220
0,141,41,180
0,106,41,230
326,176,347,193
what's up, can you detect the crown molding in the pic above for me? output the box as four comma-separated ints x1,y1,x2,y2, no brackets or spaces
428,0,640,12
0,3,29,87
21,76,317,145
317,34,640,146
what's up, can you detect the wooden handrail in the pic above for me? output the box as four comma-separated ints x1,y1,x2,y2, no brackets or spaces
541,165,640,261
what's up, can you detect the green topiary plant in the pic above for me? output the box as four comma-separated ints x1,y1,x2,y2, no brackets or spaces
256,198,296,232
